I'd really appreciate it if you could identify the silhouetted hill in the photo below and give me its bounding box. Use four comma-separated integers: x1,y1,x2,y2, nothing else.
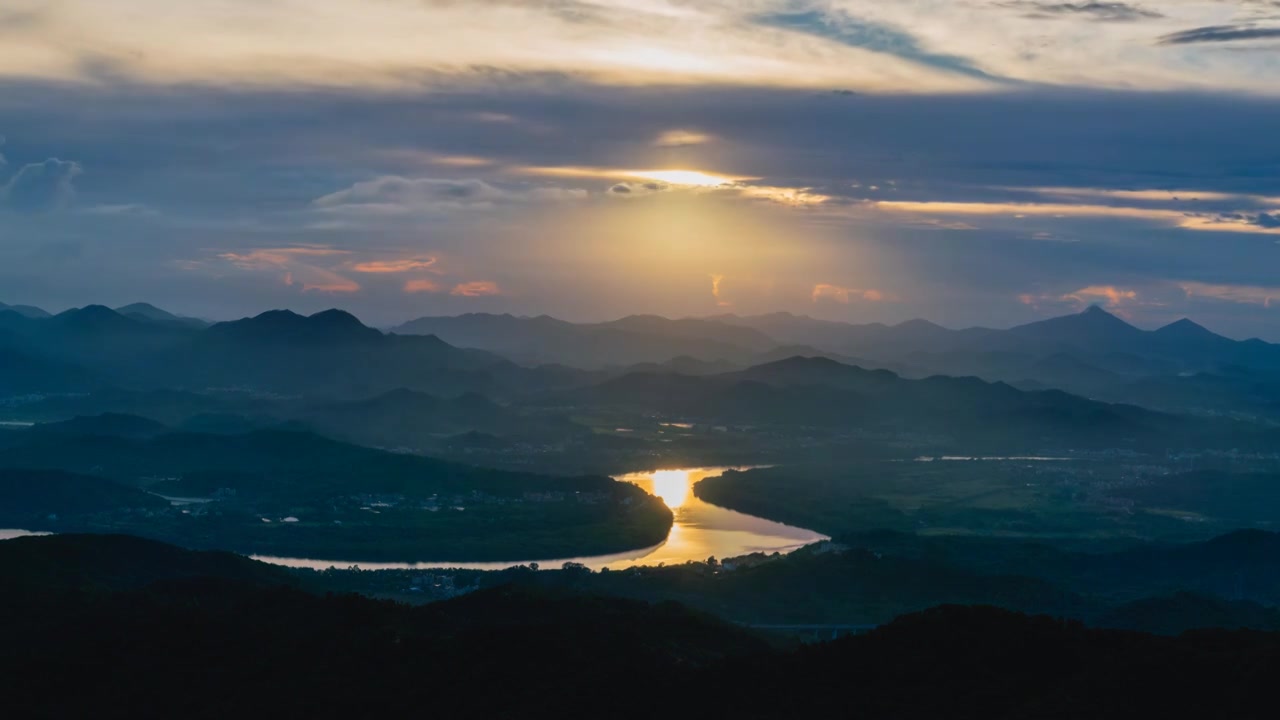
150,310,545,398
540,356,1211,449
0,302,50,319
115,302,208,327
0,304,201,371
0,532,295,592
392,312,775,368
28,413,167,439
299,388,580,447
0,427,673,561
2,555,1279,720
723,306,1280,376
1009,304,1143,346
1155,317,1224,342
205,308,383,344
0,468,168,525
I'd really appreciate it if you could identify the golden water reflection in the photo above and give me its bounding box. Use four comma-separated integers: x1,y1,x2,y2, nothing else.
647,469,693,508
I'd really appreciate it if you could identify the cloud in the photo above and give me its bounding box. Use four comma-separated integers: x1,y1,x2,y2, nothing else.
313,176,586,216
79,203,157,216
653,129,712,147
608,181,668,196
280,267,360,294
1180,281,1280,308
218,246,350,271
450,280,501,297
874,199,1280,235
216,246,359,294
710,274,730,308
350,257,440,273
1019,284,1140,314
0,157,82,211
811,284,890,304
403,278,443,294
999,2,1163,22
1065,285,1138,307
752,8,1002,82
1158,25,1280,45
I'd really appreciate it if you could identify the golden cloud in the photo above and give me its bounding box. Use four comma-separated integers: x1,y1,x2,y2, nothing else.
812,283,890,304
450,280,501,297
710,274,730,307
654,130,713,147
1065,285,1138,307
350,257,440,273
403,278,443,294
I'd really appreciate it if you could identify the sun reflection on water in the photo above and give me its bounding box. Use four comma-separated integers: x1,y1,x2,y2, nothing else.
648,469,692,508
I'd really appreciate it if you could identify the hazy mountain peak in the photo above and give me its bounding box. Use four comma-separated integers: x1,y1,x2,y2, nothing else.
0,302,51,319
211,308,381,343
1013,304,1140,339
1155,317,1218,339
308,308,366,327
894,318,947,332
52,305,137,329
114,302,187,322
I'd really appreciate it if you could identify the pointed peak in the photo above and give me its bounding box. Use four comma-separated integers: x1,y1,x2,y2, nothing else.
1157,317,1207,332
53,305,135,327
1155,317,1225,341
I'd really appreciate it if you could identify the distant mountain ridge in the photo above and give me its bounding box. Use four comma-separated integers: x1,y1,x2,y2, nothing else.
0,305,580,400
5,300,1280,420
391,312,775,368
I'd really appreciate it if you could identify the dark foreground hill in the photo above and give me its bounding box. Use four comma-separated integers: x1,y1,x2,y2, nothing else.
1,534,1278,719
0,428,673,562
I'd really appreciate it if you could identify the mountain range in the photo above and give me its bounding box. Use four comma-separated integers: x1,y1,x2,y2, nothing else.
6,300,1280,423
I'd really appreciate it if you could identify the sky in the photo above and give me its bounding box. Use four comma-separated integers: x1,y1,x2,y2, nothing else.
1,1,1279,338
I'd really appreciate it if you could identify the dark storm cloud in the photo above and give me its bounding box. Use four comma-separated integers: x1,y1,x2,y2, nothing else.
998,2,1164,22
1159,24,1280,45
751,9,1006,82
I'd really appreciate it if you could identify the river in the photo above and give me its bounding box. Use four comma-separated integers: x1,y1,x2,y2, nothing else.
0,467,827,571
255,467,827,571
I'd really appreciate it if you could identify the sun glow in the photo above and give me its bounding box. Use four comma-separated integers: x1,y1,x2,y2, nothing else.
518,165,746,188
648,469,692,508
622,169,740,187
